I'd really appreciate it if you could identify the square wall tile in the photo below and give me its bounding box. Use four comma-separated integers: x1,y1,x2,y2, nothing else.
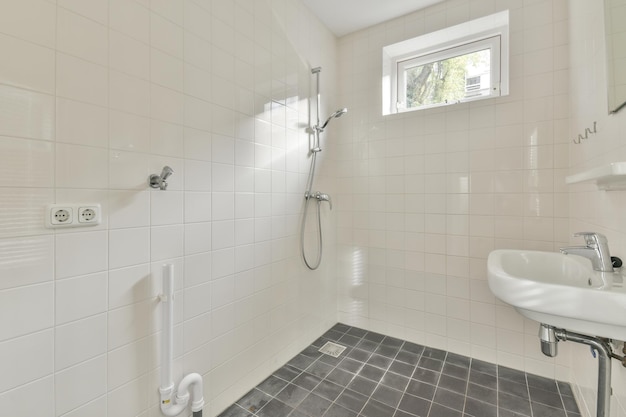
0,330,53,392
55,231,108,279
55,355,106,416
0,283,53,342
0,32,55,94
56,53,108,106
55,272,107,324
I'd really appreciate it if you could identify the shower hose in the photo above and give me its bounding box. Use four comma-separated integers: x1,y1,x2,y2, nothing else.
301,150,323,270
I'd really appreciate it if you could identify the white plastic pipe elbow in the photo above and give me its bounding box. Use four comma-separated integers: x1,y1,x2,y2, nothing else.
160,373,204,416
178,373,204,412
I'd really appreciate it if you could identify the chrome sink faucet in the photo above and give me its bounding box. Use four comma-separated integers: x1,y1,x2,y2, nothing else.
560,232,614,272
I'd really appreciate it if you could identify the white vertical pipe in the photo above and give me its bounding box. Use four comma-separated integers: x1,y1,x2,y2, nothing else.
159,263,205,416
161,263,174,390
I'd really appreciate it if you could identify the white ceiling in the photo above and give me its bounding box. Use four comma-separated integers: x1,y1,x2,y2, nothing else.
301,0,445,37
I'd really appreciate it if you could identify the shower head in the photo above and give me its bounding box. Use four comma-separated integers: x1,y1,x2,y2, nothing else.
320,108,348,130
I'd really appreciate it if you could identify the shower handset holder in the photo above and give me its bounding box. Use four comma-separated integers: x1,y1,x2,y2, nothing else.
149,166,174,190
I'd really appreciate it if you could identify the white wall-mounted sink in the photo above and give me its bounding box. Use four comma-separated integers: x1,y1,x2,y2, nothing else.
487,249,626,340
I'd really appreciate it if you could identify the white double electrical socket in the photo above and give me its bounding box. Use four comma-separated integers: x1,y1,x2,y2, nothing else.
45,204,101,228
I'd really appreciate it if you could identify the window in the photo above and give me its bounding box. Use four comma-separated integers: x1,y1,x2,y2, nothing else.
382,11,509,115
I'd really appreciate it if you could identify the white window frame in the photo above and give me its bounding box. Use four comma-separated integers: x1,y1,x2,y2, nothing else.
382,10,509,115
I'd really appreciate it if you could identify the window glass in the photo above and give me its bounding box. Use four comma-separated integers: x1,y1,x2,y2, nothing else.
382,11,509,115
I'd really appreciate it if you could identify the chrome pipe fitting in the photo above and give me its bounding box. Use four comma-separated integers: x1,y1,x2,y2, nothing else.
539,324,558,357
538,324,612,417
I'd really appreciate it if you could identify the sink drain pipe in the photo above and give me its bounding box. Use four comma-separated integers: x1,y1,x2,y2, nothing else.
539,324,611,417
160,264,205,417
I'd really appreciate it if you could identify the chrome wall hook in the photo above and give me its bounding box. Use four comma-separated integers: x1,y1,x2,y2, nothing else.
149,166,174,190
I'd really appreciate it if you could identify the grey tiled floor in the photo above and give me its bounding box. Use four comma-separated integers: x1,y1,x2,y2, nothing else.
218,323,581,417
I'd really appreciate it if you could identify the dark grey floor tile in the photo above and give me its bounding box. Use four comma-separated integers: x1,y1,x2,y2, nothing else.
256,399,293,417
470,359,497,376
381,371,410,391
419,357,444,372
257,375,289,396
293,372,322,391
274,365,301,382
398,392,431,416
396,350,420,366
390,360,416,377
422,347,446,361
433,387,465,411
320,352,346,367
428,403,462,417
402,341,425,355
445,353,470,368
531,402,567,417
468,369,496,389
323,330,345,341
466,382,496,405
412,367,440,385
217,404,253,417
368,353,393,369
326,368,356,387
566,413,582,417
395,410,420,417
499,391,531,415
437,374,466,394
359,364,386,382
297,393,332,417
289,410,309,417
561,395,580,413
382,336,404,348
529,384,565,408
300,345,324,358
338,358,363,374
498,378,529,399
442,362,469,380
335,389,369,413
557,381,574,397
324,403,358,417
371,384,403,408
348,375,378,397
312,379,344,402
340,334,362,347
498,408,529,417
332,323,351,333
347,348,371,362
405,379,436,400
527,373,558,392
307,360,334,379
357,339,380,352
347,327,368,338
375,344,401,358
288,354,317,371
236,389,272,414
276,383,309,408
498,366,527,385
360,399,396,417
464,397,497,417
363,331,385,343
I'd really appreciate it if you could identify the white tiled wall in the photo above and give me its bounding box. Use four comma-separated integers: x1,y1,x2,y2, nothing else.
0,0,339,416
334,0,573,381
568,1,626,416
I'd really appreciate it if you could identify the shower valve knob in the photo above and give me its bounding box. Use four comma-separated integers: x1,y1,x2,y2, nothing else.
316,192,333,210
149,166,174,190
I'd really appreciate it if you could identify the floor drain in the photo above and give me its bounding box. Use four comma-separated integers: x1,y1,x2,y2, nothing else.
318,341,347,358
